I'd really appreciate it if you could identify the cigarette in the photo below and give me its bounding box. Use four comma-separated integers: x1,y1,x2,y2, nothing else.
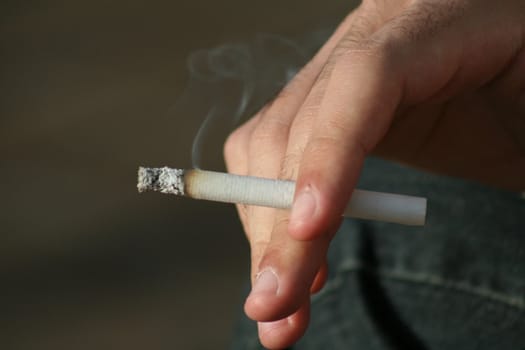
137,167,427,226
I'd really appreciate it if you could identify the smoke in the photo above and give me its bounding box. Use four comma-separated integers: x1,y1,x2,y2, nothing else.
171,31,332,169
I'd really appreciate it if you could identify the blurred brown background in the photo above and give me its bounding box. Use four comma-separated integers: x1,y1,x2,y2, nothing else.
1,1,353,349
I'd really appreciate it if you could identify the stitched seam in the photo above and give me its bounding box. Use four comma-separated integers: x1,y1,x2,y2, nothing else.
314,259,525,311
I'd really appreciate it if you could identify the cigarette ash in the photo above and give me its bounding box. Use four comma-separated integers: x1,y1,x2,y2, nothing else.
137,167,185,195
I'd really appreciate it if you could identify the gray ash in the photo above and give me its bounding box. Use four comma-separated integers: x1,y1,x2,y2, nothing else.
137,167,185,195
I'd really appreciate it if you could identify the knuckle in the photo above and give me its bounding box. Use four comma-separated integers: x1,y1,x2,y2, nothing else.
250,236,272,259
274,214,290,229
279,152,302,180
223,129,241,158
224,127,243,148
389,0,465,41
250,116,290,147
345,35,392,59
250,121,275,144
329,35,391,73
307,135,340,155
332,0,464,73
223,125,250,165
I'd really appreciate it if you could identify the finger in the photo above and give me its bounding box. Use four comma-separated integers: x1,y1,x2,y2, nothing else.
244,1,385,325
224,113,260,176
244,215,331,321
272,6,388,243
245,72,318,279
286,26,410,242
243,4,384,324
243,11,361,278
276,5,388,179
257,299,310,350
244,216,322,322
287,0,474,240
245,209,341,320
244,8,363,180
243,6,360,181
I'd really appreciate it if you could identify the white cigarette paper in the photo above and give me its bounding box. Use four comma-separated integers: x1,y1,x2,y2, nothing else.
138,167,427,226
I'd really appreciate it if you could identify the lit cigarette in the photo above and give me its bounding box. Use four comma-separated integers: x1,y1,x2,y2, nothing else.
137,167,427,226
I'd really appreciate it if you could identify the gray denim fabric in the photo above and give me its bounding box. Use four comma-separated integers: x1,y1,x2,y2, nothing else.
230,157,525,349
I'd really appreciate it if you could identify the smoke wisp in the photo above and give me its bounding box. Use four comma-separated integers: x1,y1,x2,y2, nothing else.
169,31,332,169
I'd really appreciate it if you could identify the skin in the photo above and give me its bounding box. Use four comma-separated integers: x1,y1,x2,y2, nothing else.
223,0,525,348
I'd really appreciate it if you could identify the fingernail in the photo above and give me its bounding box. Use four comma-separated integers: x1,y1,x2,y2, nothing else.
290,188,317,227
251,269,279,296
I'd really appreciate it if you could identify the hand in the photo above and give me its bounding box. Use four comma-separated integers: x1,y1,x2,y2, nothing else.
224,0,525,348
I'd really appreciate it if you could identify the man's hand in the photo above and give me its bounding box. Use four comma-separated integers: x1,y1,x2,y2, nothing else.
224,0,525,348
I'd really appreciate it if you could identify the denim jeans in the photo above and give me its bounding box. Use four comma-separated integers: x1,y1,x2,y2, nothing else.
230,158,525,349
